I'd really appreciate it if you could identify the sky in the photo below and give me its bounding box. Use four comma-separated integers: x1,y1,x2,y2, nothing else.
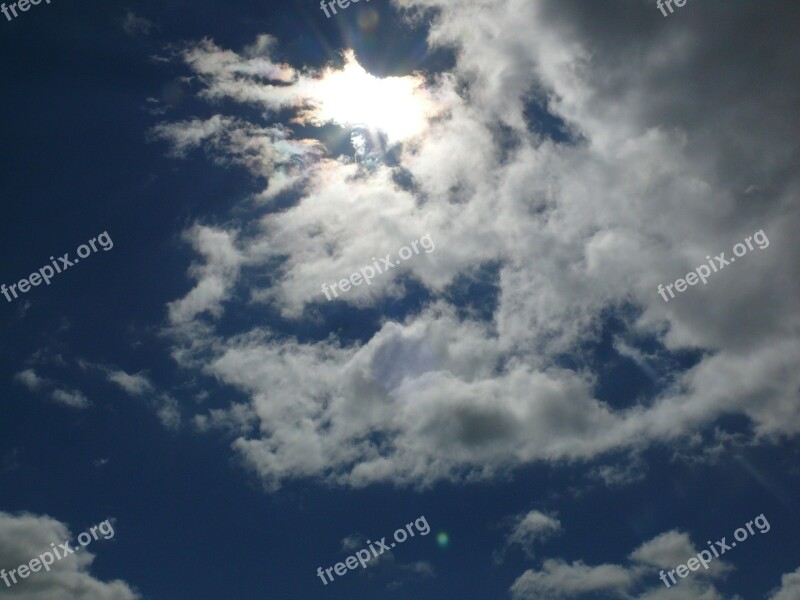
1,0,799,599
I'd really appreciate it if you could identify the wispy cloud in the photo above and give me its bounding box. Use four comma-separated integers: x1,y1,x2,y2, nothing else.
51,388,91,409
122,9,154,37
14,368,45,391
14,368,90,409
105,369,154,397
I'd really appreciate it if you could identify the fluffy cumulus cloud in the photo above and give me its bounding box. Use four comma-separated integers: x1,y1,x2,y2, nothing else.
505,511,562,558
0,512,140,599
154,0,800,489
770,566,800,600
509,525,800,600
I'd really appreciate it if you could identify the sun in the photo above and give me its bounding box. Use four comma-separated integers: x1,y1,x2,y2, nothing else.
303,50,437,144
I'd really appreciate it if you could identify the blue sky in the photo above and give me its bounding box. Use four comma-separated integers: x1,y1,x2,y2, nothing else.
1,0,800,599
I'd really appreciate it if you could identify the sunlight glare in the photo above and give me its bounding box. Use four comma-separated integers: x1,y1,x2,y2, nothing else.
306,50,435,144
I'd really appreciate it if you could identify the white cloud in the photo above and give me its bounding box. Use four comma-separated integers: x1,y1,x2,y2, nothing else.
14,370,89,410
194,403,257,435
156,0,800,490
105,370,153,397
589,454,647,488
510,528,735,600
511,559,635,600
0,512,140,599
166,225,244,325
78,362,180,428
770,566,800,600
105,371,180,428
505,511,562,558
50,389,90,410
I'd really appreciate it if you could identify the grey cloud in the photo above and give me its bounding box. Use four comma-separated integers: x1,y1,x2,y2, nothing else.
0,512,140,600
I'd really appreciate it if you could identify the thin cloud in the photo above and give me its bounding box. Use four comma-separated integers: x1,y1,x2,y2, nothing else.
51,388,91,409
122,9,155,37
13,369,45,391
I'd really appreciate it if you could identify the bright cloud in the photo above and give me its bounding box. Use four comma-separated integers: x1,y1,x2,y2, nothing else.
154,0,800,491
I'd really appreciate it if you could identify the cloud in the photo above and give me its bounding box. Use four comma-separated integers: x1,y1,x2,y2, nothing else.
14,370,44,392
79,362,180,429
511,559,636,600
122,10,154,37
505,511,562,559
50,389,90,409
14,370,89,410
193,403,257,435
155,394,181,430
166,225,245,325
155,0,800,490
334,534,433,588
0,511,140,599
510,529,735,600
104,370,179,429
770,566,800,600
104,370,153,397
387,560,435,590
588,454,647,488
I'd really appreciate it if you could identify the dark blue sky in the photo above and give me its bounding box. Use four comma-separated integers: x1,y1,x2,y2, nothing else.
2,1,799,599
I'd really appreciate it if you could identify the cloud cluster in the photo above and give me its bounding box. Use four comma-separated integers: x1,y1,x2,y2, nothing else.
509,527,799,600
75,361,180,429
0,512,140,600
13,369,90,410
154,0,800,489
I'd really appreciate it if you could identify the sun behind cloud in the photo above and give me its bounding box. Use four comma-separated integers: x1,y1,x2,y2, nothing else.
299,50,438,144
